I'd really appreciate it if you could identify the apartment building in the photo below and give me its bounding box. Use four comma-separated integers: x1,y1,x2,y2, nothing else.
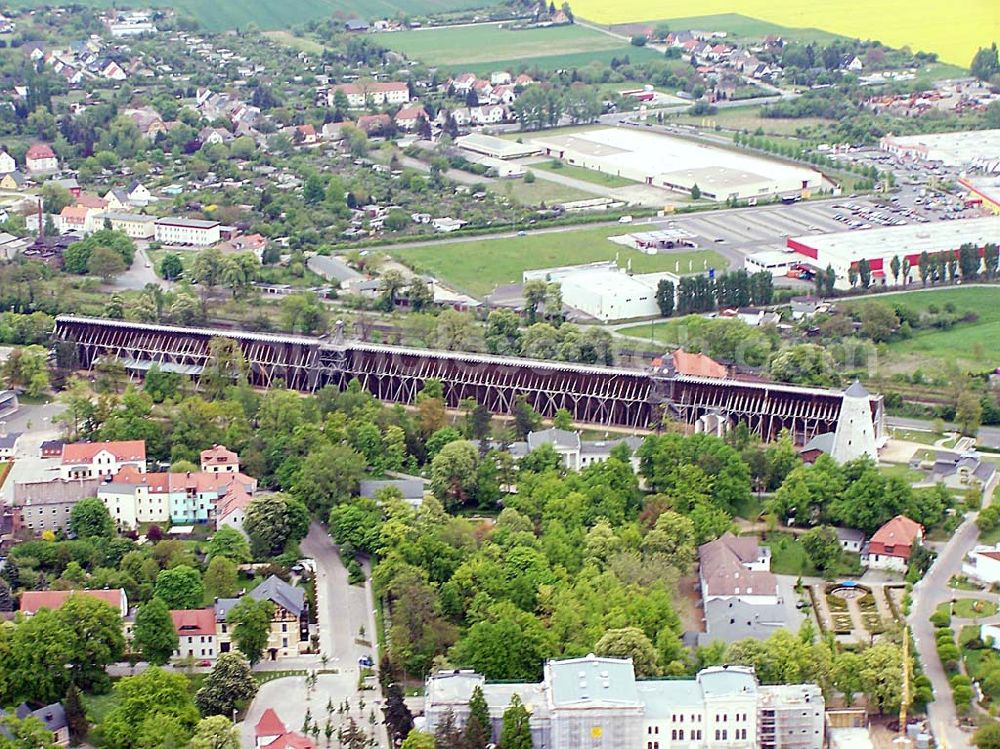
59,440,146,479
12,477,101,534
154,217,221,246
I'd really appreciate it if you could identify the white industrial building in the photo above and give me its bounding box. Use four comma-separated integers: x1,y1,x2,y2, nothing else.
744,249,802,277
523,261,678,321
880,129,1000,172
425,657,825,749
787,216,1000,289
154,217,221,246
530,128,823,201
455,132,542,160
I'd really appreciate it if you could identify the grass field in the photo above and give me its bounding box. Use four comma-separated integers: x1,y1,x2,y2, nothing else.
490,178,594,205
378,24,661,72
532,160,637,188
264,30,326,54
6,0,482,31
842,287,1000,372
393,226,728,296
574,3,993,67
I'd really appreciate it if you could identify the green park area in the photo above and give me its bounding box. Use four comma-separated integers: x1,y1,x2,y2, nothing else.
392,226,728,297
377,23,659,72
842,287,1000,371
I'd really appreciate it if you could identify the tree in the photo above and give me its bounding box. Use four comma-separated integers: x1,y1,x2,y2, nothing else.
189,716,240,749
656,278,675,317
195,652,258,716
154,565,204,610
956,389,983,437
464,685,491,749
160,253,184,280
973,722,1000,749
227,597,274,665
690,183,701,200
0,715,58,748
430,440,479,510
857,258,872,288
890,255,901,285
500,694,533,749
2,345,50,397
641,510,696,570
220,252,259,298
400,732,436,749
971,43,1000,81
859,642,904,714
207,526,251,563
65,683,89,745
595,627,661,676
88,245,128,281
291,445,365,518
512,395,542,439
101,667,200,749
858,302,898,343
69,496,115,539
768,344,836,387
204,555,239,599
192,247,224,288
133,597,179,666
522,279,547,324
41,181,73,214
800,526,841,571
244,494,295,558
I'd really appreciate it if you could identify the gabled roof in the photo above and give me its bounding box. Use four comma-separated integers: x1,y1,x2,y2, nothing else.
256,708,286,737
672,349,727,378
870,515,922,548
527,427,580,451
250,575,305,617
26,143,56,160
171,607,216,636
20,589,125,615
61,440,145,464
201,444,239,465
699,532,776,597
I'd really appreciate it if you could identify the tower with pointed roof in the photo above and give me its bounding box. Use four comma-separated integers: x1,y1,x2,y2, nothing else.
830,380,877,463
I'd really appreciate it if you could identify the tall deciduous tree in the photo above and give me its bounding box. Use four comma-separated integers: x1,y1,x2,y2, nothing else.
69,497,115,539
204,555,239,599
189,716,240,749
500,694,533,749
153,565,204,610
594,626,661,676
133,597,179,666
227,598,274,665
195,652,258,716
101,667,200,749
291,444,365,518
207,526,251,563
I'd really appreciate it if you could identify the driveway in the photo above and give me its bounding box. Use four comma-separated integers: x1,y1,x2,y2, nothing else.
114,245,169,291
0,401,66,503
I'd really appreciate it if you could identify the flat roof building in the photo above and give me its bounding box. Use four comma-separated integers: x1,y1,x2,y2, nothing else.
523,261,676,321
880,129,1000,172
531,128,823,201
960,175,1000,215
455,133,542,160
787,216,1000,289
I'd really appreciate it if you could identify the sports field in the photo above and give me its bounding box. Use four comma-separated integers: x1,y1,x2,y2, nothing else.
841,287,1000,372
393,226,728,296
6,0,482,31
572,1,996,67
378,24,660,71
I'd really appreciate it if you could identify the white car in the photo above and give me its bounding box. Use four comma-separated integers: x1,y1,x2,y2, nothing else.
618,215,633,224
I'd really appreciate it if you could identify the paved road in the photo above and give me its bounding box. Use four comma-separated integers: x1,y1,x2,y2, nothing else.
115,245,169,292
909,496,992,749
0,401,66,504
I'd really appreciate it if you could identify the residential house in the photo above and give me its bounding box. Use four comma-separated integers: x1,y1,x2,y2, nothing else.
863,515,923,572
57,204,95,235
507,428,643,472
53,177,80,197
101,60,127,80
0,149,15,174
154,217,221,246
20,588,128,618
469,104,506,125
359,478,425,508
490,71,512,85
98,464,257,530
0,170,26,190
0,431,20,459
490,84,517,105
328,81,409,108
59,440,146,479
450,73,477,95
172,608,217,661
393,105,428,131
199,126,233,146
126,180,153,206
123,107,166,140
201,444,240,473
7,703,69,747
931,450,997,491
12,477,100,534
104,188,130,212
293,124,317,144
699,532,776,604
25,143,58,174
836,528,865,554
101,212,156,239
344,19,369,32
255,709,316,749
356,113,392,136
216,575,308,660
40,439,65,458
963,543,1000,585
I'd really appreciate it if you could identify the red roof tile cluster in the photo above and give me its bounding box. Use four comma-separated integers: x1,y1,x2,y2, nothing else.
672,350,728,378
200,444,239,466
20,589,126,615
256,710,316,749
869,515,923,554
26,143,56,160
61,440,146,464
171,607,216,637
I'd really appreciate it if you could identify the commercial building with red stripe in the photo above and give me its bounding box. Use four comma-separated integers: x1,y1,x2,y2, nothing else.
786,216,1000,289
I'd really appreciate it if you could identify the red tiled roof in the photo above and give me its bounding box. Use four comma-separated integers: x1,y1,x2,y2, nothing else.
266,734,316,749
256,709,286,737
75,194,108,209
200,444,238,465
61,440,146,464
217,486,253,519
110,467,256,495
870,515,923,547
26,143,55,160
20,589,125,615
171,607,216,636
672,350,727,378
394,106,427,121
60,205,90,222
332,81,407,95
979,551,1000,562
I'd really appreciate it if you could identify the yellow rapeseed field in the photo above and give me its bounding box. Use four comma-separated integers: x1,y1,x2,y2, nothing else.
572,0,999,67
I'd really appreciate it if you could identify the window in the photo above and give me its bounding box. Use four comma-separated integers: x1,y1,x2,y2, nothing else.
715,731,720,741
722,731,727,741
672,731,678,741
679,731,685,740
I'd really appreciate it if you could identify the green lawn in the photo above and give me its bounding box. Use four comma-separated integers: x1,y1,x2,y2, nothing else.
532,160,637,188
767,532,862,577
393,226,728,296
937,598,1000,620
890,428,942,445
147,249,197,279
6,0,482,31
378,24,659,70
842,287,1000,372
264,29,327,54
879,464,926,483
490,178,593,206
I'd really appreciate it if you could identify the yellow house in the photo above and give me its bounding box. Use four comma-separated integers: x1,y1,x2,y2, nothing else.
214,575,309,660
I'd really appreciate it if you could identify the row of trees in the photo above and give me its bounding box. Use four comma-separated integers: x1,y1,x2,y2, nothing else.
657,270,775,317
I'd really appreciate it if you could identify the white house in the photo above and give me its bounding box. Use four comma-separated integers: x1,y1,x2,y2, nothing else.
328,81,409,108
59,440,146,479
0,150,15,173
963,544,1000,585
154,217,221,246
863,515,923,572
201,444,240,473
126,181,153,207
25,143,58,174
171,608,217,661
699,532,777,606
0,431,21,459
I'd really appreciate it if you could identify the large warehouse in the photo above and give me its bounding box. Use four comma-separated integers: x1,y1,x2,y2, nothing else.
530,127,823,201
787,216,1000,289
880,129,1000,172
